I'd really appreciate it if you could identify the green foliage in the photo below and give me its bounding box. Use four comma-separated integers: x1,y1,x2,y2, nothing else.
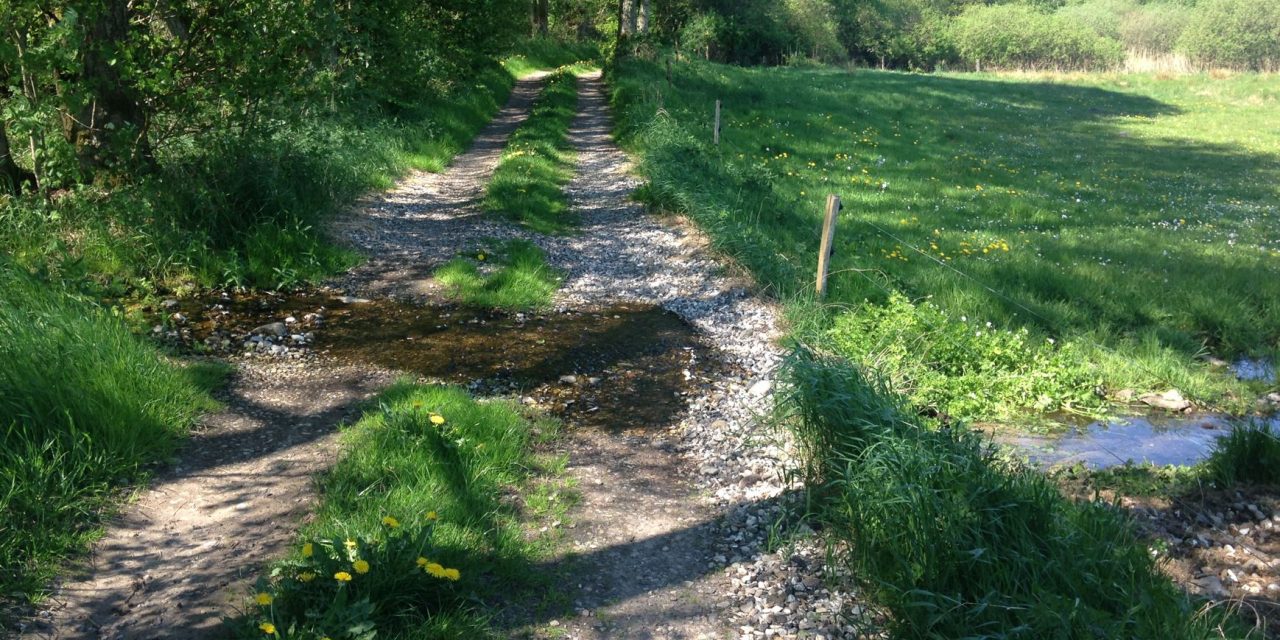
783,348,1233,639
0,63,516,291
232,383,568,639
504,38,603,78
611,57,1275,422
1120,3,1192,55
484,69,581,234
950,4,1125,70
1204,421,1280,486
435,240,562,310
0,263,223,605
1178,0,1280,71
827,293,1106,419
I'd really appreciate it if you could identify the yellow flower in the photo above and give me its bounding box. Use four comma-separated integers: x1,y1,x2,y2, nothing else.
425,562,447,578
382,516,400,528
301,542,313,558
416,556,429,568
344,538,357,550
259,622,277,634
334,571,353,582
255,592,273,606
429,414,446,425
425,510,439,521
297,571,316,582
443,567,461,581
477,253,486,261
353,559,370,574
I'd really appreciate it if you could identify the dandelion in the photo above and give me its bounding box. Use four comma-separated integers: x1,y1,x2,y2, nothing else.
335,571,353,582
425,510,439,521
353,560,370,574
382,516,400,529
298,571,316,582
301,542,313,558
255,592,274,606
259,622,277,634
443,568,461,581
429,414,446,425
344,538,357,551
416,556,430,568
478,253,486,261
425,562,447,578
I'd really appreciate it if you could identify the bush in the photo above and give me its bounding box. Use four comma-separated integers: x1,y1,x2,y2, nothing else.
951,4,1125,71
1055,0,1137,41
1120,3,1192,55
1178,0,1280,71
0,263,221,603
785,348,1232,638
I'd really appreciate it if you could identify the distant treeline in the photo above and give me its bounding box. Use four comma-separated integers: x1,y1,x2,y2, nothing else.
641,0,1280,71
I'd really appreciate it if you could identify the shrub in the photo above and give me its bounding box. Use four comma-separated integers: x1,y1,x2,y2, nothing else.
1178,0,1280,71
1055,0,1137,41
1120,3,1193,55
951,4,1125,71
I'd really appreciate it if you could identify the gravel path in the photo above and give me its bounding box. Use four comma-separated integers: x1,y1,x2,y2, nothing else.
18,70,870,639
336,70,869,639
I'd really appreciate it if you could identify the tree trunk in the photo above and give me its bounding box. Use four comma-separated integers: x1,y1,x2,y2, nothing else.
637,0,650,34
531,0,548,37
0,120,35,196
66,1,156,182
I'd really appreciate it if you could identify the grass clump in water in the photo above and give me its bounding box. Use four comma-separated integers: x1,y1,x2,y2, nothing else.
0,263,224,608
435,239,561,310
484,69,581,235
230,382,571,639
1204,421,1280,487
784,346,1236,638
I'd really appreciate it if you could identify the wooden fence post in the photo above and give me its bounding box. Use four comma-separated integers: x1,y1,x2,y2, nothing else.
816,195,841,299
714,99,721,145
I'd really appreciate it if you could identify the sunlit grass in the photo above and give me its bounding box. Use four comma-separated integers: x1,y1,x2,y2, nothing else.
484,69,582,235
612,57,1279,420
230,382,573,638
435,239,561,310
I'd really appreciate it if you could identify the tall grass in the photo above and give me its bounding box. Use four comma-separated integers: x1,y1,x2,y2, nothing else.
0,263,223,605
1204,421,1280,486
230,382,570,639
484,69,582,235
784,347,1236,638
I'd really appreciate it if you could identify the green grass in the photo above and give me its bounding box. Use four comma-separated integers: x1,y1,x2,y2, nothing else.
230,382,572,639
435,239,562,310
784,347,1238,638
1203,420,1280,486
484,69,582,234
610,57,1280,421
0,62,517,294
504,38,602,79
0,262,225,609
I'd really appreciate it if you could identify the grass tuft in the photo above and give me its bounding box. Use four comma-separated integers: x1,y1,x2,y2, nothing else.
1204,421,1280,486
230,382,571,638
484,69,581,235
435,240,561,310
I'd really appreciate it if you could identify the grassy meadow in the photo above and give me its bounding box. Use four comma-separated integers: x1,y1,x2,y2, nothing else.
612,58,1280,421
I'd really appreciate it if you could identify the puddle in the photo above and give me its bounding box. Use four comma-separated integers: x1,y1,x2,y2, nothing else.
1232,358,1277,383
153,291,732,433
995,415,1280,470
